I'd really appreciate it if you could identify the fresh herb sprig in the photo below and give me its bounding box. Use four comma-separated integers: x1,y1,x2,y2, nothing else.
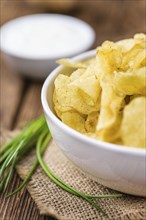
0,116,47,192
0,115,122,216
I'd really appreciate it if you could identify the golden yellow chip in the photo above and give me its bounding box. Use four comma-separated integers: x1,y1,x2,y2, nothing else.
121,97,146,148
117,33,145,53
84,58,96,66
96,85,124,131
96,41,123,82
54,74,73,112
70,69,85,81
85,112,99,133
70,75,101,104
117,39,136,53
61,111,86,133
57,58,87,69
53,91,63,118
113,67,146,95
97,115,122,143
54,74,100,115
82,59,99,79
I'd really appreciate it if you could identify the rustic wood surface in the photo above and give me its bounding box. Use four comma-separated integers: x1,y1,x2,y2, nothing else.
0,1,145,220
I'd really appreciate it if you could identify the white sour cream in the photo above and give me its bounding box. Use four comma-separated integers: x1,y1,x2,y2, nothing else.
1,14,95,59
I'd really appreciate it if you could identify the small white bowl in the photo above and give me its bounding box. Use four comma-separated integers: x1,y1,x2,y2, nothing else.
41,50,146,196
0,14,95,79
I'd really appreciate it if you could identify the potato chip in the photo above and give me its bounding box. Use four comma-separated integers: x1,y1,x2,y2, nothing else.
53,91,63,118
120,48,145,71
132,50,146,68
54,74,100,115
96,41,123,80
61,111,86,133
82,59,99,79
84,58,96,66
57,58,87,69
70,69,85,81
117,33,145,53
134,33,146,46
96,85,124,131
121,97,146,148
117,39,136,53
113,67,146,95
85,112,99,132
70,75,101,104
96,34,146,84
54,74,73,112
87,114,122,143
97,115,122,143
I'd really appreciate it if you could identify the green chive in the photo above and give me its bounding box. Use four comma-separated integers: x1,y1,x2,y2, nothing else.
0,114,122,217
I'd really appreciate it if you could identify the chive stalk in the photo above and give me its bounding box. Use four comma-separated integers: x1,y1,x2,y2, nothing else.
0,115,122,216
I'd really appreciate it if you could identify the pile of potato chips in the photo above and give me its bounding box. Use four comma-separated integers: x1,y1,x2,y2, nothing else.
53,34,146,148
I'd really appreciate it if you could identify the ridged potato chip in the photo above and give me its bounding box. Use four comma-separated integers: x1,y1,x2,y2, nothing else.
96,85,124,131
61,111,86,133
85,112,99,133
113,67,146,95
54,74,100,115
70,75,101,104
57,58,87,69
70,69,85,81
121,97,146,148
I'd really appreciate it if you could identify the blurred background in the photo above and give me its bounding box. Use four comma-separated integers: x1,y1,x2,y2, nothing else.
1,0,145,44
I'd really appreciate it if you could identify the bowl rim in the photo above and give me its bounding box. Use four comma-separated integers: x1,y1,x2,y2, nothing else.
0,13,96,60
41,49,146,156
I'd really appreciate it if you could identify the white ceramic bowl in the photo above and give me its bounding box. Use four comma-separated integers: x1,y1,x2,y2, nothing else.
0,14,95,79
41,50,146,196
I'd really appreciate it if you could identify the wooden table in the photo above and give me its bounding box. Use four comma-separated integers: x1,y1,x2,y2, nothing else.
0,1,145,219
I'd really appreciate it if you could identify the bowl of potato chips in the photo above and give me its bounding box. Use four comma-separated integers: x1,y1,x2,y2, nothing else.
42,34,146,196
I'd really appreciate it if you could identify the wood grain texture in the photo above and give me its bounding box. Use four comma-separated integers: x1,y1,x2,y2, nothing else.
0,1,44,26
15,82,43,128
0,57,24,130
0,172,55,220
0,173,39,220
0,83,57,220
0,1,145,220
76,0,146,46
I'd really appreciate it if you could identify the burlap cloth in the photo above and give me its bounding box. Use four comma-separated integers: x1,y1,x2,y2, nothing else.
1,131,146,220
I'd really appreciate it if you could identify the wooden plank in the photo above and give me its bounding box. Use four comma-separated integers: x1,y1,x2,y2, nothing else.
0,1,44,26
0,81,57,220
0,173,40,220
0,172,56,220
75,1,145,46
15,82,43,128
0,56,24,130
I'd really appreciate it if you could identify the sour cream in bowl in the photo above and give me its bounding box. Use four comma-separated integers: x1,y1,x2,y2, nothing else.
0,14,95,79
